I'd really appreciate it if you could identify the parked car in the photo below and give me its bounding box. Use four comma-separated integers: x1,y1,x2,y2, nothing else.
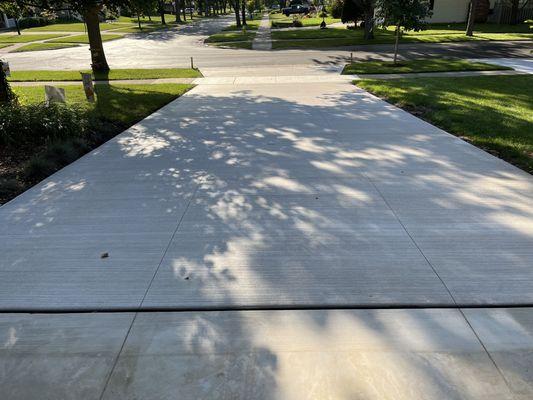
282,4,309,16
270,4,280,10
282,0,310,16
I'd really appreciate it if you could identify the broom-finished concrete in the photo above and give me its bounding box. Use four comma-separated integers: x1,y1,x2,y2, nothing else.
0,75,532,398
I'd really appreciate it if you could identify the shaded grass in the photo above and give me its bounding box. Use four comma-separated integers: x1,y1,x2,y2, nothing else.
8,68,202,82
212,40,253,49
0,43,11,49
205,31,256,43
270,22,532,49
270,14,340,28
46,34,123,43
357,75,533,172
223,20,261,30
0,33,66,43
13,83,193,125
10,43,80,52
342,59,511,75
22,22,134,32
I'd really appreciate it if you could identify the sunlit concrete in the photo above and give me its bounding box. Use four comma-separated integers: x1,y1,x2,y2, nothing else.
4,308,532,399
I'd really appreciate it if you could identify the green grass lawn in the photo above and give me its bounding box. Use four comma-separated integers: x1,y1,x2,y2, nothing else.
270,22,532,49
46,34,123,44
342,59,511,75
8,68,202,81
223,19,261,31
0,43,11,49
357,75,533,172
22,22,134,32
14,83,193,124
117,14,182,24
111,24,165,33
211,40,253,49
205,30,256,43
10,43,80,52
269,13,340,28
0,33,67,43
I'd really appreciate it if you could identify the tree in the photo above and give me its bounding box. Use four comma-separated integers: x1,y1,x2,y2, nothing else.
353,0,375,40
466,0,477,36
509,0,519,25
233,0,241,26
158,0,166,23
375,0,431,64
175,0,181,21
341,0,363,26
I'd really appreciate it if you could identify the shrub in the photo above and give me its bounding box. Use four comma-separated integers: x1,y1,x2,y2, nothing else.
293,19,303,27
23,139,89,183
18,17,52,29
0,102,88,150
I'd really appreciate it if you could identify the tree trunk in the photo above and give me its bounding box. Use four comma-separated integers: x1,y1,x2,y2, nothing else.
234,0,241,27
466,0,477,36
175,0,182,22
160,1,166,24
189,0,193,19
15,19,20,35
84,7,110,73
363,9,374,40
137,14,142,29
510,0,519,25
183,2,187,21
393,26,400,65
241,0,247,25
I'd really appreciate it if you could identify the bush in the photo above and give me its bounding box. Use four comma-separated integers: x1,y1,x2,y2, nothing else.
18,17,52,29
0,102,88,150
23,139,89,183
293,20,303,27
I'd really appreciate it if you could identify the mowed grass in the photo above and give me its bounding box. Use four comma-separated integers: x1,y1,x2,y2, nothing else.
269,13,340,28
270,22,532,49
223,19,261,30
46,34,123,43
10,43,80,52
342,59,511,74
0,33,66,43
0,43,11,49
22,22,133,32
8,68,202,81
205,30,256,42
357,75,533,172
13,83,193,125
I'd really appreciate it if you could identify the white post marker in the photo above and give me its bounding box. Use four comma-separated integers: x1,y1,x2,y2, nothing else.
81,72,95,102
1,61,10,77
44,85,66,104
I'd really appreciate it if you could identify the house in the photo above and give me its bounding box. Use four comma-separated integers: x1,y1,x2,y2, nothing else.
0,13,17,30
427,0,532,24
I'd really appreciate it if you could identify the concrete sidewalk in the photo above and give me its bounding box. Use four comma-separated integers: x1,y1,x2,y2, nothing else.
0,74,532,397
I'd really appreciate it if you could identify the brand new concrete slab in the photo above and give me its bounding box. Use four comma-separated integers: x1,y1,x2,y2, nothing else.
0,81,532,311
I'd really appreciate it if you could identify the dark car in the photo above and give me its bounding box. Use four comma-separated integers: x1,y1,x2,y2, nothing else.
282,1,310,16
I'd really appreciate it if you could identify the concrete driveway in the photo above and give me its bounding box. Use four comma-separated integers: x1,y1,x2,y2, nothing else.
2,15,533,397
1,66,533,398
